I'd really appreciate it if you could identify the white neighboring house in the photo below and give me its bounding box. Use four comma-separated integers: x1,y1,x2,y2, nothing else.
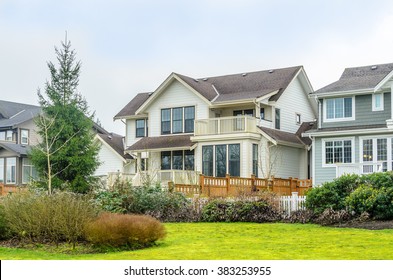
114,66,318,187
94,132,133,187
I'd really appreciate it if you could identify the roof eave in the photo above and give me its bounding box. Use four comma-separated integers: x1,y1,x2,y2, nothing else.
310,88,373,98
374,70,393,92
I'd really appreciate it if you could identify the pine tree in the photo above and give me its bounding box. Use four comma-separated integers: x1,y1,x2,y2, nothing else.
30,39,100,194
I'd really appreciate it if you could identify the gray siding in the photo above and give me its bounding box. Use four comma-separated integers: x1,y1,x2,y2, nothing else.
274,145,305,179
321,92,391,129
314,137,336,186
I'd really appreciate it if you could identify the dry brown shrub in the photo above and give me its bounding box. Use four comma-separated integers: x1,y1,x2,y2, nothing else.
85,212,166,249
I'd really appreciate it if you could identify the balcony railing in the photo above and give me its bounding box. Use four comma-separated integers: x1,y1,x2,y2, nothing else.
336,162,385,177
132,170,200,187
194,116,258,136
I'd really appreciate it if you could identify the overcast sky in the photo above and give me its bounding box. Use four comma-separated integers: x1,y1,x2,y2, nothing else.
1,0,393,134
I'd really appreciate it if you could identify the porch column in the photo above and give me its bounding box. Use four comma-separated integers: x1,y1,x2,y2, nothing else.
136,152,142,172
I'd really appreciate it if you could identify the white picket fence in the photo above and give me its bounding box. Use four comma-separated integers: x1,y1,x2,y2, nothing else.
279,192,306,215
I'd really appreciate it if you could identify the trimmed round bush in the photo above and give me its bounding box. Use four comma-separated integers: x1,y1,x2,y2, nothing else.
85,212,166,250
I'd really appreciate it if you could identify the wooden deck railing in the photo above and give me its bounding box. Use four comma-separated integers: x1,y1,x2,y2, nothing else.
170,174,312,197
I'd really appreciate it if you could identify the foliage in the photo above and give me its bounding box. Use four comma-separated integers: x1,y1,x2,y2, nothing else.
283,209,315,224
1,191,98,246
306,174,360,215
95,181,197,222
201,199,280,222
30,39,100,194
85,212,166,250
315,208,352,226
346,184,393,220
0,204,11,240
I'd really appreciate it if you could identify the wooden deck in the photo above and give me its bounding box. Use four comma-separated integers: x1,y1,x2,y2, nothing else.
169,174,312,197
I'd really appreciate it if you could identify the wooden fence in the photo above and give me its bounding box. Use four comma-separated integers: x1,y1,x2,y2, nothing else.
170,174,312,197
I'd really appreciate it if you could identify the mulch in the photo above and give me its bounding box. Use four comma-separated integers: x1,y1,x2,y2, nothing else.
333,220,393,230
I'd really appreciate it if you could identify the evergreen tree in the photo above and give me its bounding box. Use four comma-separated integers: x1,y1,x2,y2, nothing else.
30,39,100,194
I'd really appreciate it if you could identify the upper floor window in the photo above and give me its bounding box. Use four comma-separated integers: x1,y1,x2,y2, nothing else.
21,129,29,145
260,108,265,120
0,130,14,142
275,108,280,129
135,119,147,138
233,109,254,117
161,106,195,135
324,97,354,122
296,113,301,125
372,93,384,111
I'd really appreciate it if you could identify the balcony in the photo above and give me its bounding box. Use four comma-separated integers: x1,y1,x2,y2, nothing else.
336,162,386,177
194,116,258,136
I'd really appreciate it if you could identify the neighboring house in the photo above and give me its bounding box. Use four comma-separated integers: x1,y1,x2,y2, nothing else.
114,66,317,186
0,99,127,188
304,62,393,186
94,132,133,186
0,100,41,186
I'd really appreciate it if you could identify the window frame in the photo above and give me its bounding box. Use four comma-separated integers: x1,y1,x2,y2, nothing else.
202,144,241,177
20,129,29,145
161,106,195,135
322,137,355,167
252,144,258,177
323,96,355,122
372,92,384,112
0,158,4,183
295,113,301,125
22,158,38,184
6,157,17,184
135,119,147,138
275,108,280,129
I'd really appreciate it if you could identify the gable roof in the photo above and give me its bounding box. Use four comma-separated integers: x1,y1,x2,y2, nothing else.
114,92,152,119
0,100,41,128
96,133,132,160
314,63,393,94
115,66,303,118
127,135,193,152
0,142,30,156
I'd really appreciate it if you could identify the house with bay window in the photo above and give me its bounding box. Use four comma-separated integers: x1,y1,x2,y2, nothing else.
114,66,317,186
0,100,41,185
304,62,393,186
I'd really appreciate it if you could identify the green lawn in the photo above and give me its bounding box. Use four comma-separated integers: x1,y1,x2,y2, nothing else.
1,223,393,260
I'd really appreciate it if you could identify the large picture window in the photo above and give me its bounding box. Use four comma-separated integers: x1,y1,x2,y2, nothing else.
22,158,38,183
202,144,241,177
6,157,16,184
228,144,240,177
324,140,352,165
161,151,171,170
160,150,195,171
325,97,354,121
215,145,227,177
161,106,195,134
202,146,213,176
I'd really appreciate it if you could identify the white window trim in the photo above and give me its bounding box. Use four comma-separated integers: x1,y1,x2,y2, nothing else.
359,136,392,165
295,113,301,125
372,92,384,112
322,137,355,168
323,96,355,123
20,129,29,145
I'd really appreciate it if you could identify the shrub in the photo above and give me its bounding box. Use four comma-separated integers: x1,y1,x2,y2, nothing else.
0,204,11,240
361,171,393,189
1,191,98,246
346,184,393,220
283,210,315,224
95,184,197,222
315,208,352,226
201,199,280,223
306,174,360,215
85,212,166,250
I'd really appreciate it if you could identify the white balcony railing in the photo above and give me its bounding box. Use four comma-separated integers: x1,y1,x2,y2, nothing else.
132,170,200,187
194,116,257,136
336,162,386,177
257,118,273,129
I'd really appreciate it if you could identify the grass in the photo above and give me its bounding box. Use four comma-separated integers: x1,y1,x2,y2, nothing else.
1,223,393,260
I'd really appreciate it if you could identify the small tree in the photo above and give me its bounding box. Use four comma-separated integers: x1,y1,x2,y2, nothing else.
259,139,282,178
30,38,100,194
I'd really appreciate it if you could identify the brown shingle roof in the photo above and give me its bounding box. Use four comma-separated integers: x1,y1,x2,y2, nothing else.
259,126,307,146
314,63,393,94
114,92,152,119
179,66,302,102
97,133,132,159
296,121,317,145
127,135,193,151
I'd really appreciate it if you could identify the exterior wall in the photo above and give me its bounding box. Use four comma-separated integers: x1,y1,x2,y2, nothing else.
275,76,316,133
94,141,125,177
125,119,137,148
320,93,391,129
19,119,41,146
144,80,210,137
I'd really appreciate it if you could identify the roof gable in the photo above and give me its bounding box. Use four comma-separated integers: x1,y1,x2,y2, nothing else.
0,100,41,128
314,63,393,94
114,92,152,119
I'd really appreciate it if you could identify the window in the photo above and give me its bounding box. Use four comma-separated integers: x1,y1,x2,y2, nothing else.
161,106,195,134
260,108,265,120
172,151,183,170
324,140,352,165
21,129,29,145
296,113,301,125
362,138,390,173
325,97,354,121
233,109,254,117
228,144,240,177
22,158,38,183
372,93,384,111
275,108,280,129
161,151,171,170
135,119,146,138
184,150,195,170
0,158,4,183
215,145,227,177
202,144,241,177
184,106,195,133
5,130,14,141
252,144,258,177
0,131,5,141
6,157,16,184
202,146,213,176
140,158,148,171
161,109,171,135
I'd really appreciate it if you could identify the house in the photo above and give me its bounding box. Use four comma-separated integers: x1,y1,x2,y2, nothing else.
114,66,317,187
94,132,133,187
0,100,41,185
304,62,393,186
0,99,128,189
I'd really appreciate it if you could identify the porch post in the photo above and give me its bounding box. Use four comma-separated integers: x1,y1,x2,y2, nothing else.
136,152,142,172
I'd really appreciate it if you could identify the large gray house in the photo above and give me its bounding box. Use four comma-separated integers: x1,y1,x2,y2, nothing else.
304,62,393,186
